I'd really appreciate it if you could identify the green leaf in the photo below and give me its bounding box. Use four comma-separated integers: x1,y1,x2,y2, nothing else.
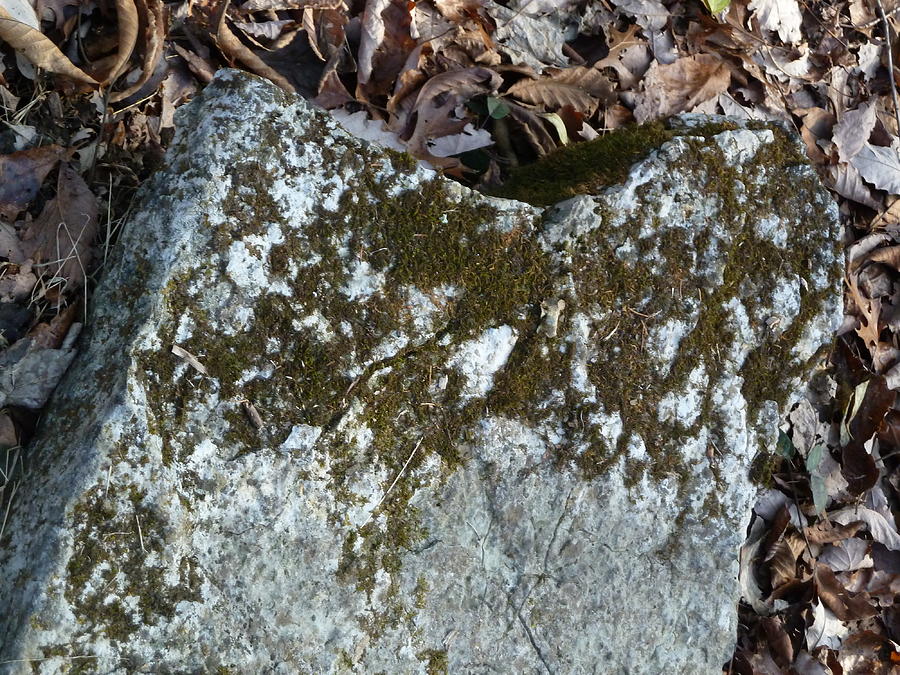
776,430,795,458
486,96,510,119
806,444,825,473
810,474,828,514
702,0,730,12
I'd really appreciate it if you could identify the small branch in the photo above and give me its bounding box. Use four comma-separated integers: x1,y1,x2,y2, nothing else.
361,437,423,528
876,0,900,137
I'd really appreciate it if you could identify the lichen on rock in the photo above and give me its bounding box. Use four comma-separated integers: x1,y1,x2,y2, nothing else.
0,71,841,674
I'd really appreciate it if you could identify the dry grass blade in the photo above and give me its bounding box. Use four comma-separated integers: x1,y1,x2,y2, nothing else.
109,0,165,102
103,0,140,86
215,17,296,93
0,8,97,84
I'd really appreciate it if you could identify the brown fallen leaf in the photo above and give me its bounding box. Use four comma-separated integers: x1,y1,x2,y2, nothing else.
356,0,415,101
805,520,864,545
110,0,167,102
215,15,296,94
765,529,806,589
0,144,65,221
20,163,99,291
815,563,878,621
633,54,731,123
0,7,97,85
842,375,890,495
0,410,17,449
404,67,501,165
102,0,140,86
507,66,616,116
759,616,793,670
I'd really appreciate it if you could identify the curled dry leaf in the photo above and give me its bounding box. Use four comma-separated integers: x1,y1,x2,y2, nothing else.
0,144,65,221
506,66,615,116
819,538,873,572
841,375,889,495
215,15,296,94
832,505,900,551
102,0,140,85
833,101,876,163
110,0,167,102
806,600,848,650
0,6,96,84
20,162,99,291
760,616,793,669
242,0,343,9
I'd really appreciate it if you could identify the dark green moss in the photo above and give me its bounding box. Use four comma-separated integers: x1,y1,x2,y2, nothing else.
489,121,674,205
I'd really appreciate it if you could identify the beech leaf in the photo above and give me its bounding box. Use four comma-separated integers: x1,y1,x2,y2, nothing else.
507,66,615,116
851,142,900,195
0,7,96,84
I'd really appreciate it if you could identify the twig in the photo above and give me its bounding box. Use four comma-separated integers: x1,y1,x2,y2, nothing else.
856,2,900,29
135,514,146,553
361,437,423,528
876,0,900,137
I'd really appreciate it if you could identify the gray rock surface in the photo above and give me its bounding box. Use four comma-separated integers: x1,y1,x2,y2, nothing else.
0,70,841,674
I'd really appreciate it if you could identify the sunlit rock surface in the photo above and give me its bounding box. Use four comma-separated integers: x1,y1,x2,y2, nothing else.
0,70,840,674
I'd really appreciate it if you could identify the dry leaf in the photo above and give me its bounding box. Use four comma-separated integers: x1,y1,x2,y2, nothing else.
0,6,96,84
805,520,864,545
748,0,802,44
20,162,98,291
507,66,615,116
814,563,877,621
766,530,806,588
819,538,874,572
171,344,208,375
833,101,877,163
832,505,900,551
851,142,900,195
404,67,501,163
0,144,65,221
806,600,848,650
633,54,731,123
215,17,296,94
110,0,166,102
102,0,139,85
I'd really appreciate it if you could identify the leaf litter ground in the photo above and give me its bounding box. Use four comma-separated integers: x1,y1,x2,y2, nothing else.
2,0,900,671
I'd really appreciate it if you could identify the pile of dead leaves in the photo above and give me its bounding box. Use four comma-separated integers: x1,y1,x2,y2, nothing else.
3,0,900,670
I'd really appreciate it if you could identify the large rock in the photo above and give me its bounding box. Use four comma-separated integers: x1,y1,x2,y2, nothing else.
0,71,840,673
